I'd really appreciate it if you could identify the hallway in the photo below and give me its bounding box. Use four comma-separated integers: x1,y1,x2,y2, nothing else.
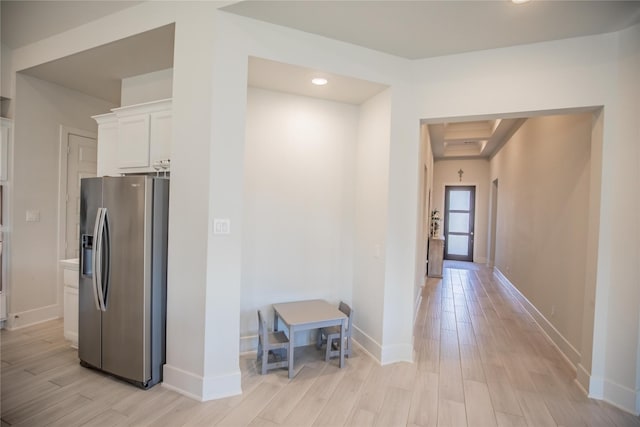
1,263,639,426
414,261,640,426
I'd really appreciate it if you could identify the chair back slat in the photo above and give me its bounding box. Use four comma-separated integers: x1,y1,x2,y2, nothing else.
257,310,266,341
338,301,353,336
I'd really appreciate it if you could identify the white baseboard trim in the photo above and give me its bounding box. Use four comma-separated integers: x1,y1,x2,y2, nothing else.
163,364,242,402
493,268,581,368
352,325,382,363
240,334,258,353
6,304,60,330
203,370,242,401
380,342,414,365
414,293,423,325
602,379,639,416
589,375,605,399
576,363,591,395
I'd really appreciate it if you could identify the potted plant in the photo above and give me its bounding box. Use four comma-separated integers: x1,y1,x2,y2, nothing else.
430,209,441,238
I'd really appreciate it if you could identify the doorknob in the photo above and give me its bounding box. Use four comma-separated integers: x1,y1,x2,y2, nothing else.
470,232,474,235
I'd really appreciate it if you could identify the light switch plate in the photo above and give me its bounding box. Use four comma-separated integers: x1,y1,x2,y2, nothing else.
213,218,231,235
26,209,40,222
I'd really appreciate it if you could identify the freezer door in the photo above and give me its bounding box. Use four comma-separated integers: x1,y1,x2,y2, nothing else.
101,176,152,384
78,177,103,368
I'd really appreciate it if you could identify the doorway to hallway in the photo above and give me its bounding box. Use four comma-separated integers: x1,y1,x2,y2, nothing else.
444,185,475,262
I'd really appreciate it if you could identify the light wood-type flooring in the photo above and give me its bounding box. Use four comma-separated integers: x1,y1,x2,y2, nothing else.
2,262,640,426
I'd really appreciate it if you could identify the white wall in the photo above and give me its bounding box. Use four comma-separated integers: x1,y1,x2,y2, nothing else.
7,2,640,412
604,21,640,412
352,89,390,360
241,87,357,349
491,112,592,360
121,68,173,107
414,124,434,309
411,27,640,413
432,159,490,264
9,74,114,327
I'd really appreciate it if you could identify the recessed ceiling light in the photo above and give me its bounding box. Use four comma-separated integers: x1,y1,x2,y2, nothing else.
311,78,328,86
512,0,531,3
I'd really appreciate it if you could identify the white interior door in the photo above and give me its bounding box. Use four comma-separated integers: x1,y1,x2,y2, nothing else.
66,133,97,259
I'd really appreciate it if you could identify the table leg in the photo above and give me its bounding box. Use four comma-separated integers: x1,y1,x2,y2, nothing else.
273,311,278,331
339,320,345,368
288,325,295,379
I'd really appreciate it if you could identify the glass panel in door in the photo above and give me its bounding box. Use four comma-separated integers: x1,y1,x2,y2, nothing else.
444,186,475,261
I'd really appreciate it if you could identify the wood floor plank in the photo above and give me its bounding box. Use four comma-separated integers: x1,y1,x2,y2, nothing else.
486,380,522,417
495,411,528,427
463,380,497,427
216,381,282,426
80,409,129,427
346,408,376,426
571,401,618,427
460,344,486,382
351,364,393,414
3,262,638,427
258,364,323,423
408,372,438,427
437,399,468,427
516,391,557,427
543,396,587,427
12,393,91,427
312,374,364,426
373,386,412,427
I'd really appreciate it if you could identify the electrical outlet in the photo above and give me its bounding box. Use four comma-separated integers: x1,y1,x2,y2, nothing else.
213,218,231,235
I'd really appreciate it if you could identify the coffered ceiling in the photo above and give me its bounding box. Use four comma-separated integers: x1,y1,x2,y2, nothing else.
428,119,526,160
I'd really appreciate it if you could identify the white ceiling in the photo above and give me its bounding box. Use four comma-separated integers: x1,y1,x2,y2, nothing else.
1,1,143,50
248,57,387,105
2,1,638,158
20,24,175,105
222,0,640,59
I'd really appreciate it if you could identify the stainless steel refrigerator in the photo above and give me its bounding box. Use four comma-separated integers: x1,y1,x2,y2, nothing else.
78,176,169,389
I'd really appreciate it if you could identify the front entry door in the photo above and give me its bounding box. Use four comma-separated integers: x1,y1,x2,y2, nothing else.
444,186,475,261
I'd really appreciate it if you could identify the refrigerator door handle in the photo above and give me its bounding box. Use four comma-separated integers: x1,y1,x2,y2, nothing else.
101,209,110,310
91,209,103,311
95,208,107,312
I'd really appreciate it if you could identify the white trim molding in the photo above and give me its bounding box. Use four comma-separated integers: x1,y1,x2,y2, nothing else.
602,379,639,416
493,268,581,368
6,304,60,330
380,342,414,365
352,325,382,363
162,364,242,402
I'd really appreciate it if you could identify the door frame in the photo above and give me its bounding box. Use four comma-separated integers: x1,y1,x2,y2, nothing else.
57,126,97,314
441,183,478,262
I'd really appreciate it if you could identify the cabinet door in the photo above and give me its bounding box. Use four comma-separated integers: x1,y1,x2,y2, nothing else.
149,110,171,168
118,115,150,168
97,121,119,176
64,285,79,347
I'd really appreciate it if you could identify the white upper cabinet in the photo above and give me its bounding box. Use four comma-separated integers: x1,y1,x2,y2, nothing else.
149,109,172,169
93,99,171,175
117,114,150,168
94,113,118,177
